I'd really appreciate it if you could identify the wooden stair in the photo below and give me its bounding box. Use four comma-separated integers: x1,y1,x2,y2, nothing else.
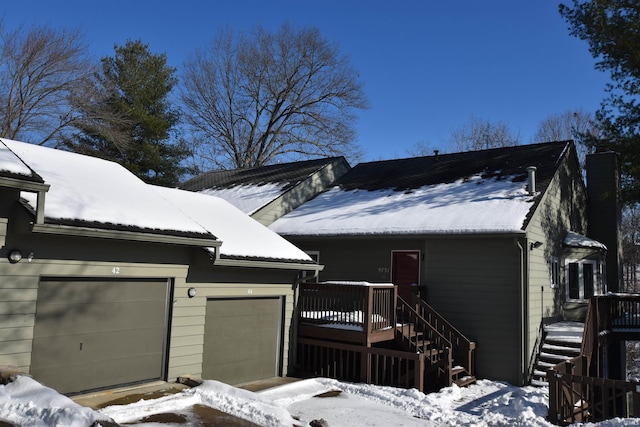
395,320,476,388
531,322,583,386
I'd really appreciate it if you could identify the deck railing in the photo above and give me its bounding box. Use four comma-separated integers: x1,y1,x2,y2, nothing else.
297,337,451,393
548,356,640,425
411,296,476,379
297,282,396,344
582,294,640,377
547,294,640,425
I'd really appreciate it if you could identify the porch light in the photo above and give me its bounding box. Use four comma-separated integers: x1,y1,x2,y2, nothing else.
187,287,197,298
8,249,22,263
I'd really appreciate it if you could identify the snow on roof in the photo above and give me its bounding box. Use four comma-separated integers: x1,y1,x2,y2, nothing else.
1,138,213,237
270,174,536,236
0,142,33,177
564,231,607,250
153,185,312,262
199,183,285,214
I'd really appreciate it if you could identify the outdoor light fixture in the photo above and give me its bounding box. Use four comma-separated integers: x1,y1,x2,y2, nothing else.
529,241,543,251
187,287,197,298
8,249,23,264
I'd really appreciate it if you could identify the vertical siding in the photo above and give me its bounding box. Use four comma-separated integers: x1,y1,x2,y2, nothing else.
425,237,524,384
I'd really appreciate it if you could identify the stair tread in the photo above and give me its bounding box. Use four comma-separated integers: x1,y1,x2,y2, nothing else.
454,375,476,387
542,343,581,353
540,352,575,362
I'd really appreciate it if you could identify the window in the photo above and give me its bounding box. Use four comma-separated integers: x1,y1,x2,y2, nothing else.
550,257,560,288
565,259,598,301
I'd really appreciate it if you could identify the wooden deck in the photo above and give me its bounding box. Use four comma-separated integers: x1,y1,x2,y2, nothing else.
297,282,397,346
295,282,476,392
547,294,640,425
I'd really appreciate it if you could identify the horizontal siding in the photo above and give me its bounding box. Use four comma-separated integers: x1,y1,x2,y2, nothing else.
0,259,188,381
523,152,588,377
167,279,295,382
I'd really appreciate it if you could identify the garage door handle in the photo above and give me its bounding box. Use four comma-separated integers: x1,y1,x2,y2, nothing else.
79,342,83,351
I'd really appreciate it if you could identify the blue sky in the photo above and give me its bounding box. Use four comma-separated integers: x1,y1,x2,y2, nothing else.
1,0,608,162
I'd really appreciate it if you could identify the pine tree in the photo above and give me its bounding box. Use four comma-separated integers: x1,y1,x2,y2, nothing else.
65,39,191,186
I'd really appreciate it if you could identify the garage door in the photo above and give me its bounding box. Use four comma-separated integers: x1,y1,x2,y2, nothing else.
30,278,170,394
203,297,282,385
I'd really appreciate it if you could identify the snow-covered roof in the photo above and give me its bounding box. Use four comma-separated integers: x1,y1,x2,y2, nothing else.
564,231,607,251
2,138,213,238
0,141,43,182
1,138,312,263
153,186,312,262
270,141,571,236
199,183,287,215
271,175,536,235
180,157,348,214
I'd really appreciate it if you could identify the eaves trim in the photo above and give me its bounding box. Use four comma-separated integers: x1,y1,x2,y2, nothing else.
32,223,222,247
214,257,324,271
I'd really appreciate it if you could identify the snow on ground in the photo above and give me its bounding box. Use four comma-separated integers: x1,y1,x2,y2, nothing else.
2,375,640,427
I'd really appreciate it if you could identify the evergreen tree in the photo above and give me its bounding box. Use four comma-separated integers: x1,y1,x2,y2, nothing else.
65,39,191,186
560,1,640,202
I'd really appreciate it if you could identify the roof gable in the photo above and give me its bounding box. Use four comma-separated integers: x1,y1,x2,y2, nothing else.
180,157,350,215
181,157,347,191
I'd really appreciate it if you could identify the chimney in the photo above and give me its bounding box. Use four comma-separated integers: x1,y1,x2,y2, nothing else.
586,151,622,292
527,166,537,195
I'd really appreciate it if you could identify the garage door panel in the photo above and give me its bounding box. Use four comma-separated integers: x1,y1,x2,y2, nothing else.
33,301,167,337
38,281,168,304
203,297,282,385
32,353,162,394
31,328,164,367
31,279,169,394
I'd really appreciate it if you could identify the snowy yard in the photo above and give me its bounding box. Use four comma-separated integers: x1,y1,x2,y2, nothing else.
2,375,640,426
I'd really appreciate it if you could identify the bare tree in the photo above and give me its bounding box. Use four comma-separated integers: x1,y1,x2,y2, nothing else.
0,22,95,146
533,109,601,167
180,23,369,170
449,116,520,152
406,140,437,157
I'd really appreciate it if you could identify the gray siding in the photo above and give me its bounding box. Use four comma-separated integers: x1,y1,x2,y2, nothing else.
289,235,526,385
0,204,300,388
424,237,524,384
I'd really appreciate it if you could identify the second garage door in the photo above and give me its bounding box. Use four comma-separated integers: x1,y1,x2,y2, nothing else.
203,297,282,385
30,278,170,394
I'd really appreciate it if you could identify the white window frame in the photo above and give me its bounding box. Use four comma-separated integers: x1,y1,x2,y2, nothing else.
550,256,561,289
565,259,598,302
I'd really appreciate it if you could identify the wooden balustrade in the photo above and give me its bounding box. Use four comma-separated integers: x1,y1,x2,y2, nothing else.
297,282,397,345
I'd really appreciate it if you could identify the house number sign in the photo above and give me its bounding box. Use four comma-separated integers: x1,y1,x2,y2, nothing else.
112,267,121,274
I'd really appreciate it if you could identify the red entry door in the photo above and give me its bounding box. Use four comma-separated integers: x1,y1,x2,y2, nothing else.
391,250,420,302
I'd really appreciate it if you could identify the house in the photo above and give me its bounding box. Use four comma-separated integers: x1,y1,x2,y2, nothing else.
179,157,350,225
187,141,622,386
0,138,320,395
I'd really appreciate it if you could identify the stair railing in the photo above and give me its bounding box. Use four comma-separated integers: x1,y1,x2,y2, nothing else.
396,296,451,360
412,296,476,378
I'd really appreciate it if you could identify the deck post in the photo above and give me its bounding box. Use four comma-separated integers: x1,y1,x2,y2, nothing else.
364,286,374,346
547,370,559,424
360,351,371,384
415,353,425,392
